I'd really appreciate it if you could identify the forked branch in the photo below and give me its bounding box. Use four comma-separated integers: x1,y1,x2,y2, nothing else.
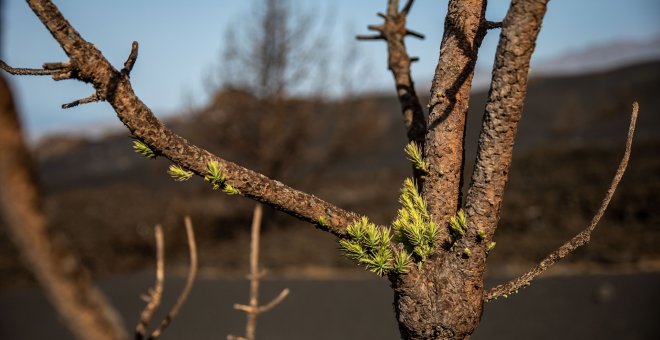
357,0,427,182
485,103,639,301
228,204,290,340
135,217,199,340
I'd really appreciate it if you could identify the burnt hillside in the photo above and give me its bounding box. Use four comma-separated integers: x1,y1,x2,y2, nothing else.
1,60,658,287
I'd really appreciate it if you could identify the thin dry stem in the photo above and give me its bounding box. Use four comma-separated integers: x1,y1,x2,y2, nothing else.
149,216,198,339
485,102,639,302
135,224,165,339
122,41,139,76
62,92,101,109
229,204,289,340
357,0,427,184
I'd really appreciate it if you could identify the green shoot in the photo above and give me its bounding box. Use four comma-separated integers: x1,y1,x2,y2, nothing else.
204,160,225,190
392,178,437,262
404,142,429,173
222,183,240,195
132,140,156,159
167,164,193,181
318,216,329,228
449,209,468,238
487,241,497,252
477,229,486,241
393,249,412,274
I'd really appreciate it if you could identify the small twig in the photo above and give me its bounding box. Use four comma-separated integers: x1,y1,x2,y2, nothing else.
256,288,290,314
485,102,639,302
0,60,62,75
122,41,139,76
149,216,198,339
135,225,165,340
356,34,386,41
484,20,503,30
405,29,425,40
62,93,101,109
228,204,289,340
400,0,414,17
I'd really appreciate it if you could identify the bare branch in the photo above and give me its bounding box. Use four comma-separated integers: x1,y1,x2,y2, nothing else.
420,0,489,246
405,29,425,40
484,20,503,29
135,224,165,340
358,0,427,183
462,0,549,247
149,216,198,339
122,41,139,76
229,204,289,340
2,0,359,237
0,60,62,75
62,92,101,109
400,0,414,17
485,102,639,302
356,34,386,41
256,288,290,314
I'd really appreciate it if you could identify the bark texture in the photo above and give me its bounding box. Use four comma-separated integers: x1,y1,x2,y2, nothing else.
0,75,126,340
391,1,488,338
422,0,487,242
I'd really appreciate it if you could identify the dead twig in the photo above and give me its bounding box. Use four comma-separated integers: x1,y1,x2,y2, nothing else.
485,102,639,301
356,0,427,183
135,225,165,339
135,217,198,340
228,204,290,340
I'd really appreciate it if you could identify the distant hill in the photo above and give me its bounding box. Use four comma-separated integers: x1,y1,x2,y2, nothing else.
0,60,658,287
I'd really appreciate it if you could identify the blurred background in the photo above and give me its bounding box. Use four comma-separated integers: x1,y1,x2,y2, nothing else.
0,0,658,339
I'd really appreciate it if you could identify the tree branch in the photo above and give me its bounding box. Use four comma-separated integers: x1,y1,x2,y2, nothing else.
229,204,289,340
4,0,359,237
135,224,165,340
485,102,639,301
422,0,488,244
462,0,549,254
357,0,427,183
149,216,198,339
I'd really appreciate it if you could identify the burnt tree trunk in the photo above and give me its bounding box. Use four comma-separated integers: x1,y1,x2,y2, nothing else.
389,0,548,338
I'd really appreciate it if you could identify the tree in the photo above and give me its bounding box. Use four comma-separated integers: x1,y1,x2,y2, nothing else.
203,0,382,185
0,0,638,339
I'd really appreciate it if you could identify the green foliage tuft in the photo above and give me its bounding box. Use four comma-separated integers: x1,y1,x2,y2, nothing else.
463,247,471,257
477,229,486,241
340,217,395,276
132,140,156,159
449,209,468,239
392,178,437,262
318,216,329,228
393,248,412,274
167,164,193,181
404,142,429,173
222,183,240,195
487,241,497,252
204,160,226,190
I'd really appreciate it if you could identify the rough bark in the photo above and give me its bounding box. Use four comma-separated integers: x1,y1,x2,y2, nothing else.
0,75,127,340
390,1,489,338
422,0,487,243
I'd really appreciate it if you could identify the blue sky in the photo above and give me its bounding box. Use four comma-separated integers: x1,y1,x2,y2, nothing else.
2,0,659,139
